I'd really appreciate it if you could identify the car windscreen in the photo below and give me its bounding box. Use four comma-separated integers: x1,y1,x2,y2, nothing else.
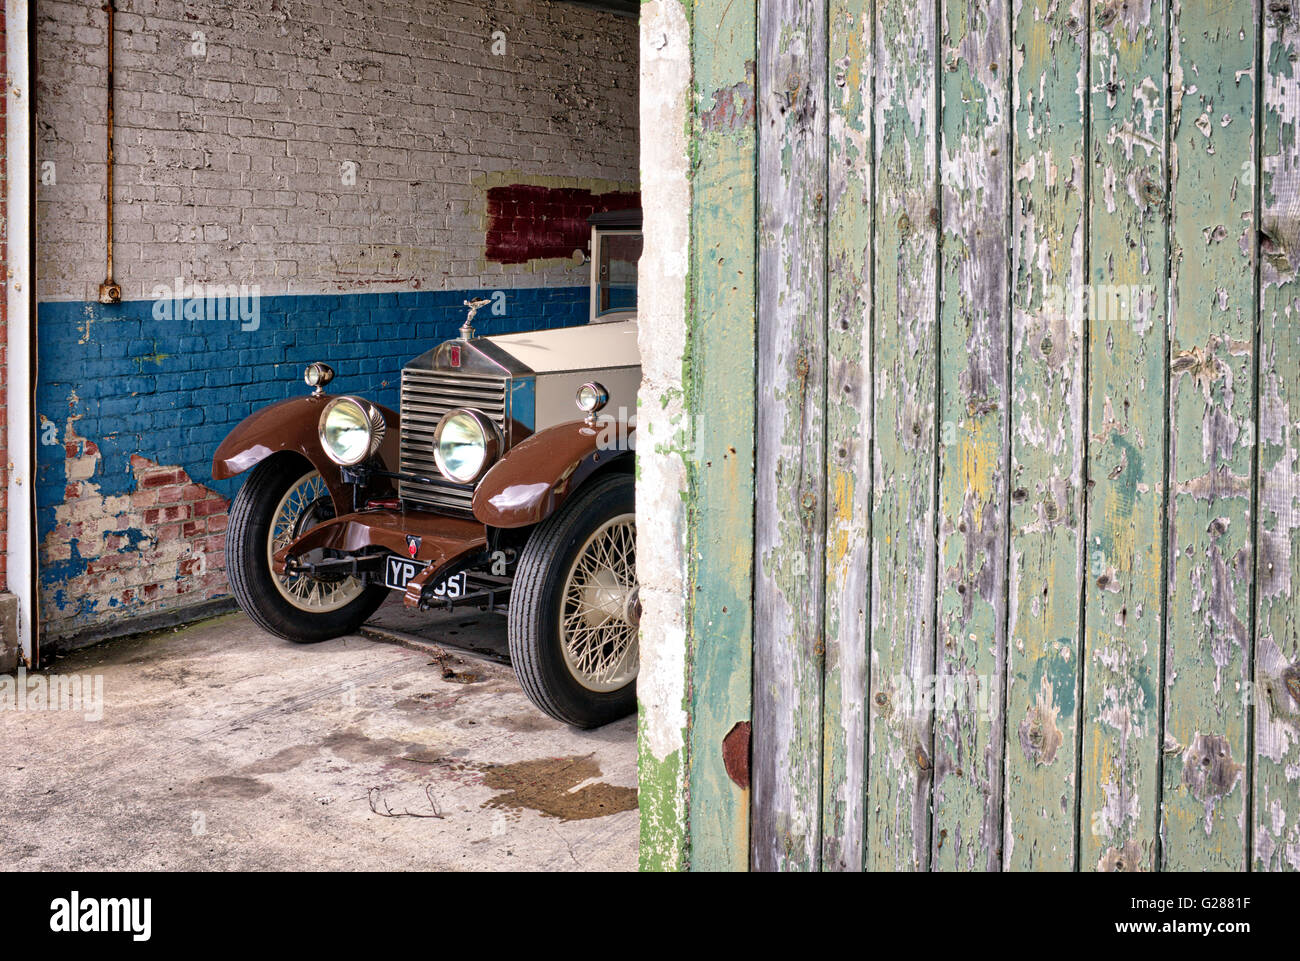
598,232,642,316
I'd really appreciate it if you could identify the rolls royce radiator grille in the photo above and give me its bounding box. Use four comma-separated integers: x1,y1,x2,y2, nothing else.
398,368,508,512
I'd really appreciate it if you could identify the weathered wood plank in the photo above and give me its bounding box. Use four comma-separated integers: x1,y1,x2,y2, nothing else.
1080,0,1169,873
822,0,874,872
752,0,829,871
931,0,1012,872
1003,0,1089,872
865,0,940,872
1253,0,1300,874
1160,0,1257,872
686,0,759,872
649,0,1300,875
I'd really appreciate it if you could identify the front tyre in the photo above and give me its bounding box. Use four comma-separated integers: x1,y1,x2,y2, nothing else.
508,472,638,728
225,456,387,642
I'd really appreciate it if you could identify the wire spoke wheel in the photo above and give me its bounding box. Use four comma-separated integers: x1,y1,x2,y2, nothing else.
558,512,638,692
227,457,386,642
266,470,364,613
508,472,637,727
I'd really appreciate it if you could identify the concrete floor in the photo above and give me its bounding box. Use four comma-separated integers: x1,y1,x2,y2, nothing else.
0,599,638,870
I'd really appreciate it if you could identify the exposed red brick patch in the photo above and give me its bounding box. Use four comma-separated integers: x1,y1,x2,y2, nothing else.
193,498,226,518
42,437,233,637
141,469,185,489
484,184,639,264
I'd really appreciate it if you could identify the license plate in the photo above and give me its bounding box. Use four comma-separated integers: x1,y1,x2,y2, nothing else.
382,557,466,598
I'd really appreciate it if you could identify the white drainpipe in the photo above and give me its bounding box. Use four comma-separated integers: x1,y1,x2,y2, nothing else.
6,0,34,663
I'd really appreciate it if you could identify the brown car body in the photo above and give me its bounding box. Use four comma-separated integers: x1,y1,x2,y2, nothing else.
472,420,634,528
215,397,633,609
213,387,634,613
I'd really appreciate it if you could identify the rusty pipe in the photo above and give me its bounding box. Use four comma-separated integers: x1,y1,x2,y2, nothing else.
98,1,121,304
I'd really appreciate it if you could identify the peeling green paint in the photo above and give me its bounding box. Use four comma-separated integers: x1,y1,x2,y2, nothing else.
865,0,939,873
1161,0,1257,872
1004,0,1089,871
638,735,686,871
1253,0,1300,873
751,0,828,872
647,0,1300,872
1080,0,1168,873
684,0,758,872
821,0,873,871
931,0,1011,873
637,0,756,873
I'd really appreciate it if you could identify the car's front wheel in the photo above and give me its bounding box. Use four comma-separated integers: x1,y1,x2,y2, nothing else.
225,455,387,642
508,472,638,728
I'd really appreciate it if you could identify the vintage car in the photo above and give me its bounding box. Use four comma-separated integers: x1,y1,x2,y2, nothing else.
212,210,643,728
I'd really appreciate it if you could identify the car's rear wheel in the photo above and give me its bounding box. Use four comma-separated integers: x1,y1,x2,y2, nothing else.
508,472,638,729
226,455,387,642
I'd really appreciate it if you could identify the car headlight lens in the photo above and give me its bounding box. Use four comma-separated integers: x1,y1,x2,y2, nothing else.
319,396,385,467
434,408,500,484
576,382,609,414
304,362,334,390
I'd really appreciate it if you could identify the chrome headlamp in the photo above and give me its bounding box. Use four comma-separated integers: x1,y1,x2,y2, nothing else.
319,396,385,467
304,362,334,393
575,382,609,415
433,408,501,484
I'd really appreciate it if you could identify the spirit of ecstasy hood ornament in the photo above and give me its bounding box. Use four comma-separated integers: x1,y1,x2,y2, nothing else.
461,298,491,341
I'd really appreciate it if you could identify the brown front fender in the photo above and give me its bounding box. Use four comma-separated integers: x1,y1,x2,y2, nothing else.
472,420,634,529
212,394,399,513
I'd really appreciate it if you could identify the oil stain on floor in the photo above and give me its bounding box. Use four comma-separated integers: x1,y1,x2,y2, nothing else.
478,754,637,822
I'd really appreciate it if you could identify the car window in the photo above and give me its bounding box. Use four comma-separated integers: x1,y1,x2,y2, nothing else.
598,232,642,316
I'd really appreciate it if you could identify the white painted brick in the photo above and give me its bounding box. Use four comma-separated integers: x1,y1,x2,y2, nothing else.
41,0,637,297
39,8,624,292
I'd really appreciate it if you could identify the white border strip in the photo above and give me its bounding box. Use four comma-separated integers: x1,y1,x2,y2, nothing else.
6,0,34,662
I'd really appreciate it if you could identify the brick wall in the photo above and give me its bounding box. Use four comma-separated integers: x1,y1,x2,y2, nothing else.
37,0,638,301
34,0,639,643
1,3,8,589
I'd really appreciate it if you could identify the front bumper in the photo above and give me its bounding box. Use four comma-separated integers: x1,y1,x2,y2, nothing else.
271,508,488,609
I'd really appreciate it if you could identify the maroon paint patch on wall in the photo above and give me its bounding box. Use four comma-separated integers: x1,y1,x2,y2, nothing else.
485,185,639,264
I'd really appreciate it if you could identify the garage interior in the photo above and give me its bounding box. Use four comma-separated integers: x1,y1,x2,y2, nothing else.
7,0,1300,876
2,0,642,869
